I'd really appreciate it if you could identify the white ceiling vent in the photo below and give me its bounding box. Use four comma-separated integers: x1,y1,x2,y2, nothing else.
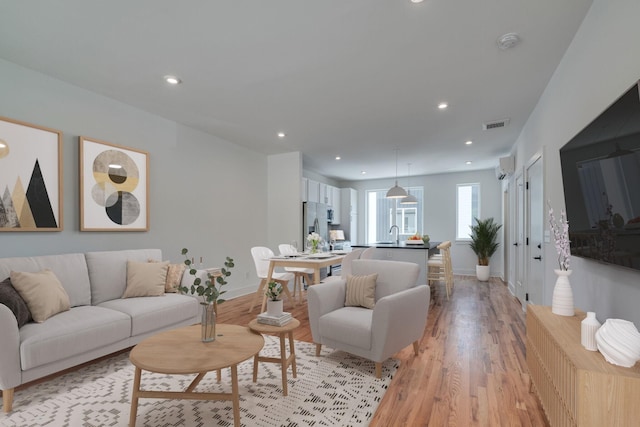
483,118,510,130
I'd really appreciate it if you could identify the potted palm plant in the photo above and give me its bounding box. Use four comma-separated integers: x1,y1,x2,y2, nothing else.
469,217,502,281
265,281,284,317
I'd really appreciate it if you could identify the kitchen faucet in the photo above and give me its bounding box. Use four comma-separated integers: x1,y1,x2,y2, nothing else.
389,225,399,245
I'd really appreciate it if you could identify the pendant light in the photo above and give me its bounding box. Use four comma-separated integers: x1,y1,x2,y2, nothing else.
401,163,417,204
386,149,408,198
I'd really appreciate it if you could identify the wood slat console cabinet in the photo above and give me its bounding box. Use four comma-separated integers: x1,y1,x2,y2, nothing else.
526,305,640,427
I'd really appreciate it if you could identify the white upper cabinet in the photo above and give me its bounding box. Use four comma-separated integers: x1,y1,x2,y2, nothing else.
330,186,341,224
307,179,320,203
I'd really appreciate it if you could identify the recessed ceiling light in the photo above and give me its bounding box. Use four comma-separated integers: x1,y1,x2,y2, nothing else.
164,75,182,85
335,156,341,160
465,161,472,165
438,102,448,110
277,132,286,138
465,140,473,145
361,171,367,175
410,0,424,3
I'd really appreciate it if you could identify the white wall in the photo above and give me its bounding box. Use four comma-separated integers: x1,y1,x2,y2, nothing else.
268,152,303,250
343,168,504,277
0,58,269,298
508,0,640,325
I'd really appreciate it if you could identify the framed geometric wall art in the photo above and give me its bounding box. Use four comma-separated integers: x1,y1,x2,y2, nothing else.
79,136,149,231
0,116,63,231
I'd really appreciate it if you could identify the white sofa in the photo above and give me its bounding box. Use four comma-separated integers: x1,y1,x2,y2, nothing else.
308,259,430,378
0,248,200,412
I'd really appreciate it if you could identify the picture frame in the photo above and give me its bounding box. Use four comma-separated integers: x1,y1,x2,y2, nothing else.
79,136,149,231
0,116,63,231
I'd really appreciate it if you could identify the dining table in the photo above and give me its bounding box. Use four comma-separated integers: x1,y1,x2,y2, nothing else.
265,252,346,285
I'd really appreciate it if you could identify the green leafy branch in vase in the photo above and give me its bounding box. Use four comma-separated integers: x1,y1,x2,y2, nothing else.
178,248,234,305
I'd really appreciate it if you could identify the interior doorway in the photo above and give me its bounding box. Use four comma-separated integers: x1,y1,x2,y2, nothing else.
514,172,526,307
525,153,544,305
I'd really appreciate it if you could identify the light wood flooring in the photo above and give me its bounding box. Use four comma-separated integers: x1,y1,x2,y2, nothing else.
218,276,549,427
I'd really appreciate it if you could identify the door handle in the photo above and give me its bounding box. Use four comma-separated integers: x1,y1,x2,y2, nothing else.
537,244,541,249
533,256,542,260
513,242,518,246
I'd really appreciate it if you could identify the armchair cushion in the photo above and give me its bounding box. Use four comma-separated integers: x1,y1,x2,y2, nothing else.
345,273,377,309
319,307,373,350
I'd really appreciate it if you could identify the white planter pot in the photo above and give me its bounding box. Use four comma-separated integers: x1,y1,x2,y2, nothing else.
266,299,283,317
476,265,490,281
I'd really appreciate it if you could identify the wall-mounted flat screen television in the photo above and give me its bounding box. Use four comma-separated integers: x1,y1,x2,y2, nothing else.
560,81,640,271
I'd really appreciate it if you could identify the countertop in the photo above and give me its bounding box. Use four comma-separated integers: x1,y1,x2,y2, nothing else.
351,241,440,250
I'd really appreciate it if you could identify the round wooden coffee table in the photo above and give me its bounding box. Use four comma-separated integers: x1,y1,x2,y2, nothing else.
248,318,300,396
128,323,264,427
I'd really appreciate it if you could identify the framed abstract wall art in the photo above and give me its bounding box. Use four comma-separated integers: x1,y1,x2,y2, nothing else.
79,136,149,231
0,116,63,231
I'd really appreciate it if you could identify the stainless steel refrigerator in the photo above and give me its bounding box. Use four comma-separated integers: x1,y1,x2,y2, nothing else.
302,201,328,249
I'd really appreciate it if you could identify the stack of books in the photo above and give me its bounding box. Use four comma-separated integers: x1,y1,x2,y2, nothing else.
257,312,292,326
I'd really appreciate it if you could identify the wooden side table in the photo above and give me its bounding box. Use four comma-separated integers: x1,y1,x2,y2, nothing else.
248,318,300,396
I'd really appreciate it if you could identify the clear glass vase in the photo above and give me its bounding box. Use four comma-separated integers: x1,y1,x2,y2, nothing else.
200,302,216,342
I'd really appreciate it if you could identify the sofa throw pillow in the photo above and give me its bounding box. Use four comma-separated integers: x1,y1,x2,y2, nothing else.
345,273,378,309
165,263,187,293
9,270,71,323
0,277,33,327
147,259,186,293
123,260,169,298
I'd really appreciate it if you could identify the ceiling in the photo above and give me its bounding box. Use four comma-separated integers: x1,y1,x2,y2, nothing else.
0,0,593,181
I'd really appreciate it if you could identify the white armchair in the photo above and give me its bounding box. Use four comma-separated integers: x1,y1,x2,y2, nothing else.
308,259,429,378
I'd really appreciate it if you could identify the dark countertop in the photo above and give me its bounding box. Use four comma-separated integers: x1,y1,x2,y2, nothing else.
352,241,440,250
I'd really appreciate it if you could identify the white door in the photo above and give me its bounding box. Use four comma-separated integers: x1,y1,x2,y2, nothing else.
514,172,526,306
526,155,544,305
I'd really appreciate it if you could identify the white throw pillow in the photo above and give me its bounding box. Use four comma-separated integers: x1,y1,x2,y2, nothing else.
10,269,71,322
122,260,169,298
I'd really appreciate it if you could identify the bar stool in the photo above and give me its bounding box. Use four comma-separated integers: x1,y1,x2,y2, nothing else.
427,241,453,299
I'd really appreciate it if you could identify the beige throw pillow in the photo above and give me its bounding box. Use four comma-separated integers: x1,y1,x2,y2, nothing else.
165,263,187,293
122,260,169,298
345,273,378,309
10,270,71,323
147,259,186,293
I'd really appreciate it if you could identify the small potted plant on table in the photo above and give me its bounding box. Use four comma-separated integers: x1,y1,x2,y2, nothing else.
265,281,284,317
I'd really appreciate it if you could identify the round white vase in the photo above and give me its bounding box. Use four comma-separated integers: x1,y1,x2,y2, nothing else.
581,311,601,351
476,265,490,282
551,269,574,316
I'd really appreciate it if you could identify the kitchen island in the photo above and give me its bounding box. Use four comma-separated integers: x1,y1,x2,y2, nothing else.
351,241,441,285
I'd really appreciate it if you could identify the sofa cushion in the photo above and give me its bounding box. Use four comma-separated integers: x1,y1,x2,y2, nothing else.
345,273,377,309
122,260,168,298
0,253,91,307
0,277,32,327
98,293,199,336
19,305,131,370
10,270,71,323
85,249,163,305
319,306,373,350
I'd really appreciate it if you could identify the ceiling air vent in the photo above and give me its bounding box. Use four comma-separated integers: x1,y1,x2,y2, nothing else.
483,118,510,130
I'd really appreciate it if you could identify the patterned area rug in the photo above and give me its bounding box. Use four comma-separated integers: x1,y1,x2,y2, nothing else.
1,336,398,427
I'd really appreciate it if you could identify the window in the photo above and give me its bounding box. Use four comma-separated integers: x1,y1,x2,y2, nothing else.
366,187,423,243
456,183,480,240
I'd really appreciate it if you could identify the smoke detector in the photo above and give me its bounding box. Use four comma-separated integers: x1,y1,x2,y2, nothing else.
483,118,510,130
496,33,521,50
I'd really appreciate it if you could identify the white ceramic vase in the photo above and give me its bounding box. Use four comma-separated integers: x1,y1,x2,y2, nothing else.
476,265,490,282
581,311,601,351
266,299,283,317
551,269,574,316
